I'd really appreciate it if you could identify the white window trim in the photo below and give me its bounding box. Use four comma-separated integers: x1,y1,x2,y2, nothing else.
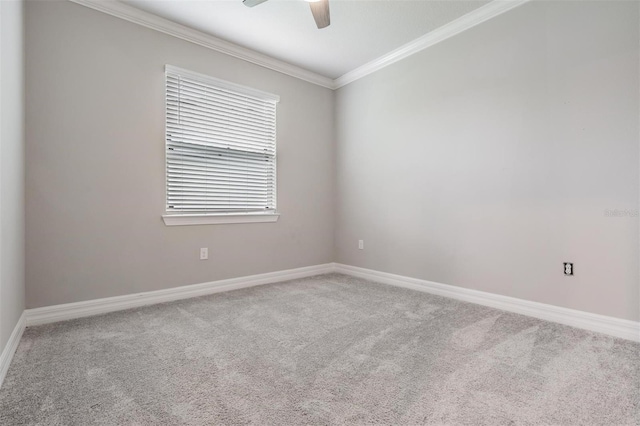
163,65,280,226
165,65,280,102
163,212,280,226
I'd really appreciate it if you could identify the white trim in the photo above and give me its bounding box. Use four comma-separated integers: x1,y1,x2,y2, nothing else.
333,0,530,88
0,312,26,389
166,65,280,102
25,263,333,326
20,262,640,343
334,264,640,342
66,0,532,90
68,0,335,89
162,212,280,226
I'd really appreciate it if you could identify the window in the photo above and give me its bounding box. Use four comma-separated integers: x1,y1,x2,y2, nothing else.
163,65,279,226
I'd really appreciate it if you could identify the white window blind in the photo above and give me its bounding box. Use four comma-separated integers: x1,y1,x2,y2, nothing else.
165,65,279,214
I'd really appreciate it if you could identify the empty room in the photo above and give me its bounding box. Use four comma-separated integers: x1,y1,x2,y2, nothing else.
0,0,638,424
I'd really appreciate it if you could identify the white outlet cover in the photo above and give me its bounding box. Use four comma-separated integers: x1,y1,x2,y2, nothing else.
200,248,208,260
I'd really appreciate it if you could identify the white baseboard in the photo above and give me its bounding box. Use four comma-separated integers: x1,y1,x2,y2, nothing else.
21,262,640,343
334,263,640,343
0,312,26,389
25,263,335,327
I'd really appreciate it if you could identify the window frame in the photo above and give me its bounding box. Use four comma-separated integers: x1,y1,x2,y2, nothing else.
162,65,280,226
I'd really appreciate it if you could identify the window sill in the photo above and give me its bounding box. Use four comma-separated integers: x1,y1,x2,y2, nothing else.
162,212,280,226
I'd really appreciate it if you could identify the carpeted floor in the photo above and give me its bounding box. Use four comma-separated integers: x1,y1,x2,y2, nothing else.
0,274,638,425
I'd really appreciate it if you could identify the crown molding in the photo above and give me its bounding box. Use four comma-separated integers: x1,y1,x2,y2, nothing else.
68,0,336,89
69,0,530,91
333,0,530,89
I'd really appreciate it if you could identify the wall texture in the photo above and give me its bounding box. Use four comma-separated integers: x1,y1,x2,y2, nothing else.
1,0,26,349
25,1,334,308
335,1,639,321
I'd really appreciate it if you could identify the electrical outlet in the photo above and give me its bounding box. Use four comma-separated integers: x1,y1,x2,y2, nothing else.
563,262,573,276
200,248,209,260
358,240,364,250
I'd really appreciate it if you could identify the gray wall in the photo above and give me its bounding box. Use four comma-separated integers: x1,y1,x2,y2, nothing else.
335,1,639,321
1,0,26,349
25,0,640,323
25,1,334,308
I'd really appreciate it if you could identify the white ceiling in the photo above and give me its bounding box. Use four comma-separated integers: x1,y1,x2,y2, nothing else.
122,0,490,79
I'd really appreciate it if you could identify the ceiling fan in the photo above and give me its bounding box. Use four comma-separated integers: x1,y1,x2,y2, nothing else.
243,0,330,29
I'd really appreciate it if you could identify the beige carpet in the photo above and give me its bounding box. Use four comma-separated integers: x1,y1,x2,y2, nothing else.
0,273,638,425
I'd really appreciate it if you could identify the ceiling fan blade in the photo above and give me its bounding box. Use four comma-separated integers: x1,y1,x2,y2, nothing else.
309,0,330,29
243,0,269,7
